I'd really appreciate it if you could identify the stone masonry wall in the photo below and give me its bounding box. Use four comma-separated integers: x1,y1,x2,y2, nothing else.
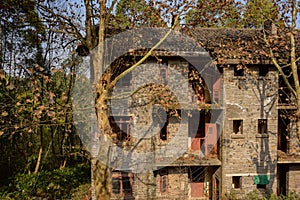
222,65,278,197
287,164,300,196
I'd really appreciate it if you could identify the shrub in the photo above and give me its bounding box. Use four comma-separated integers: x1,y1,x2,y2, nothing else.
1,164,91,199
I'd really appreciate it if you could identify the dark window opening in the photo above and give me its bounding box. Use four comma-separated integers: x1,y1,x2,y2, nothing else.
232,176,241,189
160,122,168,141
109,116,132,141
258,119,268,134
233,120,243,134
112,172,133,196
234,65,244,76
122,176,131,194
112,177,121,194
259,66,269,77
189,167,205,183
257,184,267,189
152,106,170,141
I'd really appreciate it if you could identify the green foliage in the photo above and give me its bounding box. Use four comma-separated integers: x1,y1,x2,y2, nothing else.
186,0,242,28
1,164,91,200
112,0,166,27
243,0,279,28
223,190,299,200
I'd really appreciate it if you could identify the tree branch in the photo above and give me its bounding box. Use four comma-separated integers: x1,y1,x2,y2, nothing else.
262,29,297,97
110,14,181,88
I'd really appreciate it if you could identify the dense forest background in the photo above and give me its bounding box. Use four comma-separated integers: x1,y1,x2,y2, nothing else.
0,0,299,199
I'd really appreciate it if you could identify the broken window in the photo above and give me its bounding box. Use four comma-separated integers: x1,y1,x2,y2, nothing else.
259,66,269,77
160,120,168,141
109,116,132,141
152,106,169,141
160,169,168,194
233,120,243,134
112,172,132,196
258,119,267,134
234,65,244,76
232,176,242,189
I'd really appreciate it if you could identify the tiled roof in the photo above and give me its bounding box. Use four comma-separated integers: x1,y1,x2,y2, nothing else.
99,27,299,64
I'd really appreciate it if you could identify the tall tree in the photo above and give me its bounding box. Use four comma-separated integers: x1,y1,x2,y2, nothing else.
186,0,242,28
243,0,280,28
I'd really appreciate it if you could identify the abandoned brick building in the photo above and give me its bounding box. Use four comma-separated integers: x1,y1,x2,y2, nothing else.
88,27,300,199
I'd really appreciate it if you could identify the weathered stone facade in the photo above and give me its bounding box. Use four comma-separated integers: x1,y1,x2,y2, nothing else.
100,28,300,199
222,65,278,196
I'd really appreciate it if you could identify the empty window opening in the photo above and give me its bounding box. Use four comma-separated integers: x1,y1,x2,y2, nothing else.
189,167,205,183
257,184,267,189
152,106,169,141
258,119,268,134
160,121,168,141
232,176,241,189
259,66,269,77
234,65,244,76
233,120,243,134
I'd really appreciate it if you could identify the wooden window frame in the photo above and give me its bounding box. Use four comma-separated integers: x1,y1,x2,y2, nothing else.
111,172,133,196
159,169,168,194
109,116,132,141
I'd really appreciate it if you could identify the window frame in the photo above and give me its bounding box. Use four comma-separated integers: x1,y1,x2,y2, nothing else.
109,116,132,141
111,172,133,196
159,169,168,194
258,119,268,134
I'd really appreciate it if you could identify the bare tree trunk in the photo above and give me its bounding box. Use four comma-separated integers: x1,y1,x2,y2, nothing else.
34,126,43,173
91,0,111,199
